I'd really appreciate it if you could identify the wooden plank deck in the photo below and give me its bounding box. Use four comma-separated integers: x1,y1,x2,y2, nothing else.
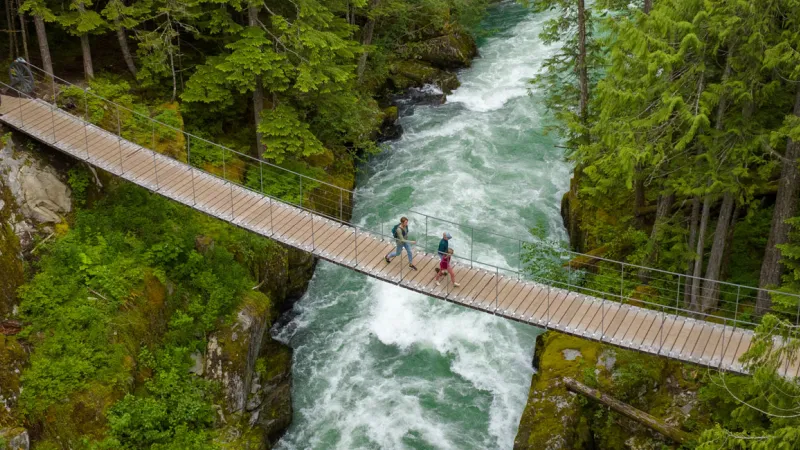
0,94,786,376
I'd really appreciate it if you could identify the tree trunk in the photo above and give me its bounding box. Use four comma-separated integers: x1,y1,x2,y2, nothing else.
17,0,30,62
720,205,740,282
356,0,380,83
116,22,137,77
5,0,18,60
638,192,674,282
756,86,800,315
577,0,589,143
79,33,94,80
689,195,711,310
33,14,53,77
77,2,94,80
700,192,735,312
563,377,692,444
248,5,265,158
634,167,645,227
643,0,653,14
683,196,700,306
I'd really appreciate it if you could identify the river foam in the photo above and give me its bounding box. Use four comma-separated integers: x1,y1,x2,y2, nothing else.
275,3,567,449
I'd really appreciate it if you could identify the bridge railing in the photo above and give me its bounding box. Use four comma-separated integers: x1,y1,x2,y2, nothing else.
4,60,800,336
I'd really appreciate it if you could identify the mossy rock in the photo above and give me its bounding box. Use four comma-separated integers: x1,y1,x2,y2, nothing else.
401,32,478,69
515,332,600,449
0,335,26,428
389,60,460,94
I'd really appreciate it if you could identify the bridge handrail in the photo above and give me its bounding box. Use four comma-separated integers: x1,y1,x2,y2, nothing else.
24,63,352,195
5,61,800,331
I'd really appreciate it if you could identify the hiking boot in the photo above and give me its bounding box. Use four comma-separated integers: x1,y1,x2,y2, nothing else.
385,256,391,263
409,264,418,271
453,283,461,287
436,280,441,286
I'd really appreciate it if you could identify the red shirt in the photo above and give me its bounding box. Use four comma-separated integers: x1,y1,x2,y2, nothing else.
440,255,451,270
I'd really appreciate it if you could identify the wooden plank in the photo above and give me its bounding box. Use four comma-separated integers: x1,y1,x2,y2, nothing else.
507,284,541,320
641,314,674,354
601,304,633,343
496,281,526,314
621,309,654,346
505,283,537,317
657,317,686,356
562,296,596,333
601,304,634,342
686,322,715,362
551,292,583,325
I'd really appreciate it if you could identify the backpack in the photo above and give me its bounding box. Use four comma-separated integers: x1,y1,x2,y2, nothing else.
391,224,399,239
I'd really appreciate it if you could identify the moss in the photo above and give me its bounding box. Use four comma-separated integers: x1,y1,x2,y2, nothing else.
389,60,460,94
515,332,601,449
0,184,24,317
0,335,26,428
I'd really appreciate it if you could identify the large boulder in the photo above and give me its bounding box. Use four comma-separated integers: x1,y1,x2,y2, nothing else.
388,60,460,95
401,32,478,69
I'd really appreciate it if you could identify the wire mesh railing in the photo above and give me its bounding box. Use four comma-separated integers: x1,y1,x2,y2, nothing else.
2,59,800,344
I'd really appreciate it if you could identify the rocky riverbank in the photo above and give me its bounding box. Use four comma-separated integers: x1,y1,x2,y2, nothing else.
513,331,711,449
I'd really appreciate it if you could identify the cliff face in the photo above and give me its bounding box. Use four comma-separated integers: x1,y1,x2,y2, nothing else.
514,332,704,450
0,127,314,449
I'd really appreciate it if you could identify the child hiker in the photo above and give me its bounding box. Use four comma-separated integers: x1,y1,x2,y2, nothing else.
434,248,459,287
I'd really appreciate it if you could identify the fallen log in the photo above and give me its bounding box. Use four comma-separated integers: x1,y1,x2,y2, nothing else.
563,377,693,444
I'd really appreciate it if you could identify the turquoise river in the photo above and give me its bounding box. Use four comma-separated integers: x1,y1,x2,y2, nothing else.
274,3,569,448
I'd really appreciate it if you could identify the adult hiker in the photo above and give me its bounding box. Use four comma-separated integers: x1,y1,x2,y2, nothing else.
385,216,418,270
434,248,459,287
435,232,452,273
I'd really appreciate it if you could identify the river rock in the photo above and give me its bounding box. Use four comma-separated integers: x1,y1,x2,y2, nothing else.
389,60,460,95
401,32,478,69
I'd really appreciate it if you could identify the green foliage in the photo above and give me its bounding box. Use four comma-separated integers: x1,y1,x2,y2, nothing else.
522,225,584,287
67,167,91,207
101,348,216,450
16,182,273,446
257,104,326,162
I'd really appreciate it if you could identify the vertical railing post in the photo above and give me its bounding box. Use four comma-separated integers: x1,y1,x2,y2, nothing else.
566,249,572,292
83,89,90,159
230,182,235,220
49,75,57,143
259,160,264,194
619,262,624,300
152,150,159,191
17,85,25,128
495,267,499,313
425,215,428,254
353,228,358,267
545,284,551,329
734,286,740,327
152,123,159,191
188,136,196,206
269,196,274,236
222,146,227,181
116,105,124,175
518,240,522,280
339,188,343,222
675,274,681,315
470,227,474,268
299,175,303,209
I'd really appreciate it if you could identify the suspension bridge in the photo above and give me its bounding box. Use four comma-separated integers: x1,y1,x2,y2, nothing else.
2,60,798,378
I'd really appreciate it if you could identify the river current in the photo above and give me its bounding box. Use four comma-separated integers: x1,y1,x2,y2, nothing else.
274,3,569,449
